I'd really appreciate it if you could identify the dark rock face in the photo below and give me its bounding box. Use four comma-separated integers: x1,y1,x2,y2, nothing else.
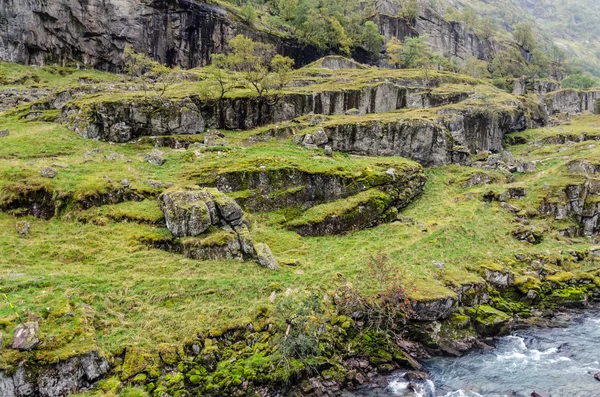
545,89,600,115
0,0,320,70
539,179,600,237
411,297,456,321
0,352,109,397
377,6,495,62
315,107,528,167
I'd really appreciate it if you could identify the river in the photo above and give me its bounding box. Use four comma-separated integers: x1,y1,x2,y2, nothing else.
344,310,600,397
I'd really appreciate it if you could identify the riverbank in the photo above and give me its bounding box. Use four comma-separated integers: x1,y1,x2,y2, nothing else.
345,307,600,397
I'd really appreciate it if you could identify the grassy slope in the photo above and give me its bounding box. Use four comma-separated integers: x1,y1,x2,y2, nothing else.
0,61,598,367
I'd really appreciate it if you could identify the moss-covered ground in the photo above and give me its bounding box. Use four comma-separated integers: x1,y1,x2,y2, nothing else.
2,61,600,395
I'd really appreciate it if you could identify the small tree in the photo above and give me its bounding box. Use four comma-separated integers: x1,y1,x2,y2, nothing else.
386,37,403,68
122,44,155,95
463,56,491,79
241,3,258,26
513,21,536,52
361,21,385,56
271,54,295,90
331,18,352,56
226,35,276,99
122,44,181,97
401,36,434,69
397,0,419,21
562,73,598,89
334,251,414,334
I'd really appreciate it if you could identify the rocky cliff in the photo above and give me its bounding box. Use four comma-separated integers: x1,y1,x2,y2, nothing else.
376,5,496,62
0,0,318,70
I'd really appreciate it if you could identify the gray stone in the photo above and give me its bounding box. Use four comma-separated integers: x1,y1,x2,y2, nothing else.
411,297,456,321
312,131,327,146
0,372,15,397
120,179,130,188
483,268,514,288
83,148,102,158
204,131,227,147
0,129,9,137
10,322,39,351
15,221,30,236
158,188,214,237
41,167,57,178
144,149,165,166
324,145,333,156
158,187,246,238
255,243,279,270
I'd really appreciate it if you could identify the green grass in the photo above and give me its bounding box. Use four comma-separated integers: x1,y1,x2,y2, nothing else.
1,60,600,372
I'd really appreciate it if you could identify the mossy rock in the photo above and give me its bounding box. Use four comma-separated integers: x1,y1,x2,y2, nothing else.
468,305,513,337
547,287,587,307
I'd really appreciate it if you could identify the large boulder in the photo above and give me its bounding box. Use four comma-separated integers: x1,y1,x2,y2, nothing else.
158,187,244,237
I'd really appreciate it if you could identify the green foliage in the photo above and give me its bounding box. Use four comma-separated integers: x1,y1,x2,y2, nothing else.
386,37,403,68
224,35,276,98
240,3,258,25
462,57,491,79
399,37,434,69
361,21,385,56
274,293,323,365
271,54,295,90
490,47,528,78
513,22,537,52
562,73,598,89
122,45,183,97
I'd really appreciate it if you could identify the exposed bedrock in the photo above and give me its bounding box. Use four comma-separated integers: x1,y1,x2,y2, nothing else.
203,162,426,213
0,351,109,397
544,89,600,115
0,183,149,220
512,78,561,96
63,82,470,141
286,186,421,236
0,0,320,70
305,108,529,167
376,5,496,63
538,177,600,237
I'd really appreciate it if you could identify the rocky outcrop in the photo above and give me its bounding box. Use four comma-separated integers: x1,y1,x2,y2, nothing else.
205,162,425,213
158,186,277,267
159,186,245,237
0,0,319,70
303,107,529,167
0,183,149,220
66,97,204,143
512,78,561,96
545,89,600,115
377,5,495,62
538,178,600,237
63,79,480,142
410,296,456,321
0,352,109,397
287,189,399,236
0,88,50,113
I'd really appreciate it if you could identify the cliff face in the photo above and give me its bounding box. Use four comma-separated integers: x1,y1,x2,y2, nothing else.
377,5,496,62
0,0,319,70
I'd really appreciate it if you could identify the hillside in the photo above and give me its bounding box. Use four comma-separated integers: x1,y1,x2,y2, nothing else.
438,0,600,77
1,53,600,396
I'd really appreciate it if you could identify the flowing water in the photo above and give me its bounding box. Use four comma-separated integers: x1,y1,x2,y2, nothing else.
344,310,600,397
